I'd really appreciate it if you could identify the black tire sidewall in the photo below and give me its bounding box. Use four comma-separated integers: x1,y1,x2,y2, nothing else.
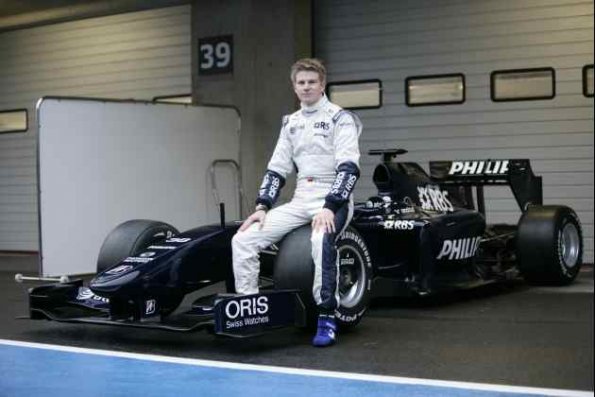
517,206,583,285
552,209,582,283
129,224,177,256
96,220,178,274
334,227,373,327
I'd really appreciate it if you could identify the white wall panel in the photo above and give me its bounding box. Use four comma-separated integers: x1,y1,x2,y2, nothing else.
38,98,239,276
316,0,594,262
0,5,191,252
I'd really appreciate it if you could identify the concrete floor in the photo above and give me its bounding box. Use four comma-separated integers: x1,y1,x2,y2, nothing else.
1,254,593,392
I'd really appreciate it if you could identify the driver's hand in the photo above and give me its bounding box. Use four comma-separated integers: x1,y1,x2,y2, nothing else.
239,210,267,232
312,208,335,233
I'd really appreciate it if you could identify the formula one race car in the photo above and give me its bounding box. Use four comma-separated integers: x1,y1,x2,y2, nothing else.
23,149,584,336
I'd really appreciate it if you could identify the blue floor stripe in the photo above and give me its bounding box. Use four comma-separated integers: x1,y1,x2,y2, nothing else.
0,344,572,397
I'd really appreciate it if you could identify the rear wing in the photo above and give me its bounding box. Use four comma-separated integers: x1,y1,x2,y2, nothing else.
429,159,542,213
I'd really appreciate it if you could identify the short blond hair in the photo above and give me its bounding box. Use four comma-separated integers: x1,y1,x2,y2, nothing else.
290,58,327,83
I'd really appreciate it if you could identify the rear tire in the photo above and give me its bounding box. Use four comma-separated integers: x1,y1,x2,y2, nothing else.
96,219,179,274
517,206,582,285
273,225,373,328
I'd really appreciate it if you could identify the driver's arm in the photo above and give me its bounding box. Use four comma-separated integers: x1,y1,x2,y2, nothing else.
255,116,294,211
324,111,362,213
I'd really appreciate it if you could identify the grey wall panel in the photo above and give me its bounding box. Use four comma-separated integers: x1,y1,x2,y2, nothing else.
0,5,191,252
316,0,594,262
320,1,593,31
325,18,594,50
363,120,593,141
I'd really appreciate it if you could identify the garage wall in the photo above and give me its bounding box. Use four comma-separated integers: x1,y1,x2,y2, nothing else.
192,0,311,208
0,5,191,251
316,0,594,262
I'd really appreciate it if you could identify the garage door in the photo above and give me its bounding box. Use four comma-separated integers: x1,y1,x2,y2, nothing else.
315,0,594,262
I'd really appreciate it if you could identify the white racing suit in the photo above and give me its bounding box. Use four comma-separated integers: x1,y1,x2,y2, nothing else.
232,95,362,313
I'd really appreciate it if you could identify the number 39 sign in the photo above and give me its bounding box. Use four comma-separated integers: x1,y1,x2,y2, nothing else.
198,35,233,75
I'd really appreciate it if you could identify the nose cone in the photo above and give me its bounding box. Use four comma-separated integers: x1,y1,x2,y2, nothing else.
89,264,141,296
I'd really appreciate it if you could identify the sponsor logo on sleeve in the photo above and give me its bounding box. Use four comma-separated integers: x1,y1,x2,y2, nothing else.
331,171,345,192
259,174,281,199
268,176,280,198
259,174,270,196
330,172,357,199
341,174,358,199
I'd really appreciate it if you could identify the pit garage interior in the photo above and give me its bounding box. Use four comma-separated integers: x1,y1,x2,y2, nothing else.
0,0,593,396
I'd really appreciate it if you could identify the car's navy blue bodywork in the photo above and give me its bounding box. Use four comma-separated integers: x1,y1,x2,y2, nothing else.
24,150,568,334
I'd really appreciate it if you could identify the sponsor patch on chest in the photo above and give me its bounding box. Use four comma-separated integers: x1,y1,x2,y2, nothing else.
313,121,332,137
314,121,331,130
289,124,305,135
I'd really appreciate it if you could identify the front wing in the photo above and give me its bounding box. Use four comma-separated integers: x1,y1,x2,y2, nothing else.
26,281,306,337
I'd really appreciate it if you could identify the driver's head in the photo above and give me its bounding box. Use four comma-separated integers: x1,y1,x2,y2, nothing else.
290,58,327,84
291,58,327,106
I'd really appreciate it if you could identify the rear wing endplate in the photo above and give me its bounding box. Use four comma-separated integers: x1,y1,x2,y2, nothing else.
430,159,542,212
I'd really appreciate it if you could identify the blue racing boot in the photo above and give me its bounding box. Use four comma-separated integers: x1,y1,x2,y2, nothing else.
312,314,337,347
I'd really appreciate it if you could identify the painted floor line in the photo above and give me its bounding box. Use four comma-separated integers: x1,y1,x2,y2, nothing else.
0,338,591,397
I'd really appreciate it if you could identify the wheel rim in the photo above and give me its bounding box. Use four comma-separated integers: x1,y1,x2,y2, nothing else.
560,223,580,268
337,245,365,308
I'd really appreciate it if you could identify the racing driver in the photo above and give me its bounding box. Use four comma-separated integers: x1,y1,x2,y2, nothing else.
232,58,362,347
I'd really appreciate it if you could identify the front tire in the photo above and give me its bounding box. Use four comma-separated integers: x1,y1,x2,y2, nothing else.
96,219,179,274
517,206,583,285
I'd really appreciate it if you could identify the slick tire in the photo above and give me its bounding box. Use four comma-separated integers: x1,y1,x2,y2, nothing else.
334,227,373,328
273,225,373,329
96,219,179,274
517,205,583,286
274,225,317,327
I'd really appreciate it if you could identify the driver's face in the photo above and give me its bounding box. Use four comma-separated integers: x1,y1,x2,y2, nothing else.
293,71,325,106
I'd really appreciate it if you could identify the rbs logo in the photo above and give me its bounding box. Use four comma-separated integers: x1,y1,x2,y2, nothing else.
418,185,454,212
224,296,269,319
314,122,330,130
